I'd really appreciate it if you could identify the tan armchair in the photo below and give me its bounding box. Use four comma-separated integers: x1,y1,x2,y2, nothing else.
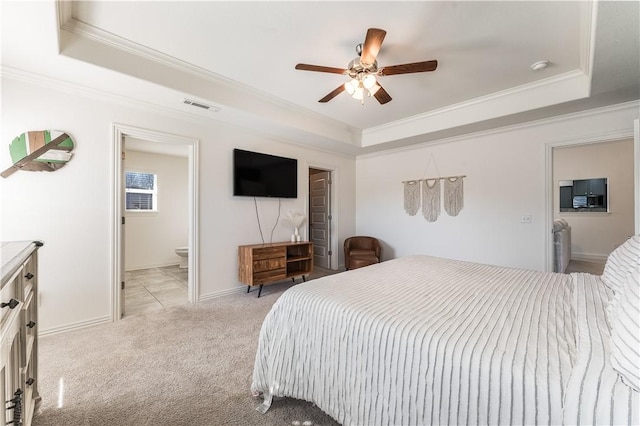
344,236,381,270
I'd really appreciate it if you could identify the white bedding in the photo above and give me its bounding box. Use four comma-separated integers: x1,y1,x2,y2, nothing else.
251,255,638,425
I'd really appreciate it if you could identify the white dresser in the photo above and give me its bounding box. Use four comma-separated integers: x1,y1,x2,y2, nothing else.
1,241,42,426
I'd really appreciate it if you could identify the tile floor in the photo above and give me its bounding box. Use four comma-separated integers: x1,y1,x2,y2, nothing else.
124,265,342,317
124,265,188,318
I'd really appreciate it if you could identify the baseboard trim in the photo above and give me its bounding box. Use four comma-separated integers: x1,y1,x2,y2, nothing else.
126,262,181,271
571,252,608,263
198,286,247,302
39,315,112,337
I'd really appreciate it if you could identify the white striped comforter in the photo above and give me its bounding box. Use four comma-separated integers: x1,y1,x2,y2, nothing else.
251,255,638,425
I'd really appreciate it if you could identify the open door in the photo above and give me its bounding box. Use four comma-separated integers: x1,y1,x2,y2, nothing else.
120,143,126,317
309,169,332,269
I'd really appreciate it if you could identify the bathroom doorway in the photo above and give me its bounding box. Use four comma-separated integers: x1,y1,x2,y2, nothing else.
112,124,199,321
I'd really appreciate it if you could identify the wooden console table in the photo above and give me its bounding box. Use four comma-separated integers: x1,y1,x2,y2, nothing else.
238,241,313,297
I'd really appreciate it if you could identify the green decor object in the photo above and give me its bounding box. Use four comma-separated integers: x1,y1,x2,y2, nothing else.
2,130,74,178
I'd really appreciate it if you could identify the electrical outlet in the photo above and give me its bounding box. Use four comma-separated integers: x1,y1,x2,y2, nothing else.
521,215,532,223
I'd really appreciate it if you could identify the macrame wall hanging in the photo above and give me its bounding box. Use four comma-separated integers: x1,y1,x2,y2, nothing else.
402,153,466,222
403,180,420,216
444,177,464,216
421,178,440,222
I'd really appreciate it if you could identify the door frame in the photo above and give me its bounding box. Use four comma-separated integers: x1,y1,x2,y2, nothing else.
111,123,199,321
308,168,333,269
306,163,338,270
544,127,637,272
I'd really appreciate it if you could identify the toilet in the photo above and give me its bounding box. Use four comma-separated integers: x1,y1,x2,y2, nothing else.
175,247,188,269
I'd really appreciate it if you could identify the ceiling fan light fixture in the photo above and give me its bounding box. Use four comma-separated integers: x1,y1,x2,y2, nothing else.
352,87,365,100
362,74,377,89
344,80,356,95
295,28,437,105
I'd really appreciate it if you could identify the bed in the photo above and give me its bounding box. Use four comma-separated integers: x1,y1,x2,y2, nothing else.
252,237,639,425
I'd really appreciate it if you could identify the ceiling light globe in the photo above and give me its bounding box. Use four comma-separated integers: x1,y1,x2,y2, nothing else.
353,87,364,100
344,81,355,95
363,74,377,89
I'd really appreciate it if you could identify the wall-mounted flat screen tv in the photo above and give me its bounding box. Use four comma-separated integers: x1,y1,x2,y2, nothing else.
233,149,297,198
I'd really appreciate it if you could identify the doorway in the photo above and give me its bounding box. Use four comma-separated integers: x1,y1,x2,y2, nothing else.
112,124,199,321
546,134,637,272
309,168,332,269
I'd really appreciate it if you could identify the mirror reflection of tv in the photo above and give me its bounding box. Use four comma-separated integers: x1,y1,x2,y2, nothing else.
233,149,297,198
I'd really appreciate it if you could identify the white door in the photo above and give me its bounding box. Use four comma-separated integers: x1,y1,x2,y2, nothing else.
635,118,639,234
120,146,126,318
309,170,331,269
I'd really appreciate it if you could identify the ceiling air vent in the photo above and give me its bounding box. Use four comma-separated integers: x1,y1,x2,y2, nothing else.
182,98,220,112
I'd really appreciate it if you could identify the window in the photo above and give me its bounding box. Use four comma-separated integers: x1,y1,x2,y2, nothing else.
125,171,157,211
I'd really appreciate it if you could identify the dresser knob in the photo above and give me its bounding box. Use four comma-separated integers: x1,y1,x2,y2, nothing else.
26,321,36,329
1,299,19,309
24,273,34,280
25,378,34,386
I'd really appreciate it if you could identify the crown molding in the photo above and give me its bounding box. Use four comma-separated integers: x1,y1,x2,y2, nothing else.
366,70,586,133
1,65,222,125
1,66,358,159
362,69,590,147
357,100,639,159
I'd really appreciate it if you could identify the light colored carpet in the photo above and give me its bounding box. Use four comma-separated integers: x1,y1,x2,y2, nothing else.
34,274,342,426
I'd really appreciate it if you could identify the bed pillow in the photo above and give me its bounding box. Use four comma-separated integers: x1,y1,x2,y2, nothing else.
602,236,640,293
609,266,640,392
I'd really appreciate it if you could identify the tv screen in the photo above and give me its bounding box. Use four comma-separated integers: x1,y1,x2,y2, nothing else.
233,149,297,198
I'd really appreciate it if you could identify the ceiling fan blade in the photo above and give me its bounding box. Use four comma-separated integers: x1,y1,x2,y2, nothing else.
360,28,387,65
295,64,347,74
319,85,346,103
379,60,438,76
373,84,392,104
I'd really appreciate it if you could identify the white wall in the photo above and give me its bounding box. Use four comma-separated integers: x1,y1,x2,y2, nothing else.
0,76,356,334
553,139,635,261
124,150,189,270
355,103,638,271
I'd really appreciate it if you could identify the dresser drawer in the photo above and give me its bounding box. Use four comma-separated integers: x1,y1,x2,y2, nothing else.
253,257,286,273
253,269,287,284
1,267,21,326
22,256,36,298
22,291,37,365
22,354,37,425
253,246,286,260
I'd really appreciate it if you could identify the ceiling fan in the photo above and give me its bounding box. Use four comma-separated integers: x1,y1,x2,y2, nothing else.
295,28,438,105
